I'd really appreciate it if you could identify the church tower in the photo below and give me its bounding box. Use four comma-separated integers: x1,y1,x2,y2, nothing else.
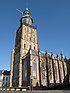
10,8,38,87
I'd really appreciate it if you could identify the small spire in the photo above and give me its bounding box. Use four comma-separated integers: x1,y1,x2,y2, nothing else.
60,51,63,58
56,54,59,60
65,56,67,60
56,54,58,58
51,52,53,56
51,52,54,59
45,50,48,58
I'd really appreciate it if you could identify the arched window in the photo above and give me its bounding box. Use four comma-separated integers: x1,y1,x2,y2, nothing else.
54,63,58,80
34,46,35,50
24,44,26,49
33,60,37,79
30,37,31,41
41,60,46,80
34,38,35,42
30,45,31,49
24,35,26,40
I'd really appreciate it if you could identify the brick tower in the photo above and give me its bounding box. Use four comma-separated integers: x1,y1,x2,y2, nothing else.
10,8,38,87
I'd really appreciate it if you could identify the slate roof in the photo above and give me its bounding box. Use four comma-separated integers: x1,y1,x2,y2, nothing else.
3,71,10,75
0,70,10,75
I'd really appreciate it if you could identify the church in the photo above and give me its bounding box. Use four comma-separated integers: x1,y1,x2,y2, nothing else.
10,8,69,87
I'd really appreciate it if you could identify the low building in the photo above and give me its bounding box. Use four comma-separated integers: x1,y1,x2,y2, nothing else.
0,70,10,87
0,70,3,87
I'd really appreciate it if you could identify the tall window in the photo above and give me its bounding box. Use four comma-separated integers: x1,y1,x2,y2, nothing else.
54,63,58,80
6,82,7,86
59,63,62,80
6,77,8,81
30,37,31,41
24,44,26,49
23,60,27,81
48,62,52,80
34,38,35,42
33,60,37,79
24,35,26,40
41,60,46,80
30,45,31,49
3,77,5,81
34,46,35,50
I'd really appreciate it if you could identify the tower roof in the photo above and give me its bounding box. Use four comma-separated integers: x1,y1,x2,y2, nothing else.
20,8,33,26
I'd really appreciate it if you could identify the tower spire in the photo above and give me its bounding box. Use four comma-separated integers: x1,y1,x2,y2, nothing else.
26,0,30,9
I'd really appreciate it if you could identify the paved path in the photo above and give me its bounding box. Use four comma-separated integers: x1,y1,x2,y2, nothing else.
0,90,70,93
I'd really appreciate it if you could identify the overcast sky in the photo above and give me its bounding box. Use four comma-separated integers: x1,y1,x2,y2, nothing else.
0,0,70,70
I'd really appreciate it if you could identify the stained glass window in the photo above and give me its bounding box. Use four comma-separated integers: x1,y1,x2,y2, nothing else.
33,60,37,79
54,63,58,80
41,60,46,80
48,62,52,80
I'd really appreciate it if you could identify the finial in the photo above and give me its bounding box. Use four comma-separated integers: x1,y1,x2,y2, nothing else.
26,7,29,11
60,51,63,58
65,56,67,60
56,54,59,60
51,52,54,59
45,50,48,58
56,54,58,58
51,52,53,56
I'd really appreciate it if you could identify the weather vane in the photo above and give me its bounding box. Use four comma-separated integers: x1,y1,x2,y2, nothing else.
26,0,30,8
